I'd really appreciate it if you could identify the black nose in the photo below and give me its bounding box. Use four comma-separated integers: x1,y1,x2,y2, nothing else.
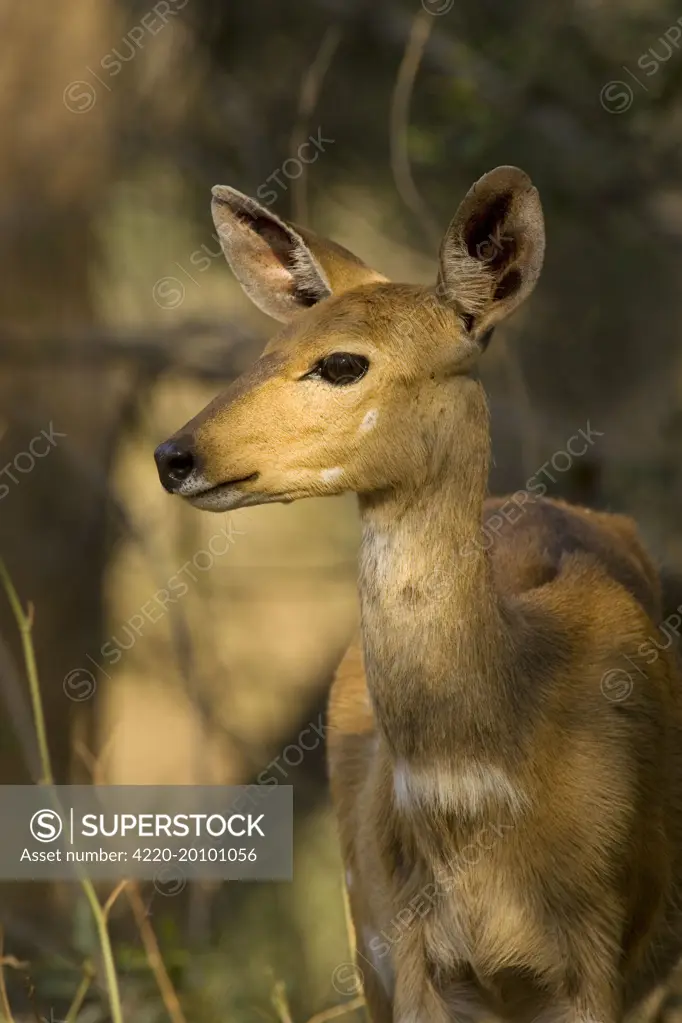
154,439,196,492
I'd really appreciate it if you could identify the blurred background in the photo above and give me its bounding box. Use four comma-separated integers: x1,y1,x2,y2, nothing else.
1,0,682,1019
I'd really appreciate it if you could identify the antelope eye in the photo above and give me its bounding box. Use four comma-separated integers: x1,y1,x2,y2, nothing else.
310,353,369,386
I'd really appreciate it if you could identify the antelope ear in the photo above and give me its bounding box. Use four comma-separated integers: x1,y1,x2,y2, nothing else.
211,186,386,323
437,166,545,347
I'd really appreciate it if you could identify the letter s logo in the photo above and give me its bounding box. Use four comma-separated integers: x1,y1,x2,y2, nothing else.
30,809,63,843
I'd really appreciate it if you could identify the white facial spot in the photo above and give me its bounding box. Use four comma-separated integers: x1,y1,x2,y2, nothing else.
345,868,353,889
393,759,526,818
360,408,379,433
320,467,343,482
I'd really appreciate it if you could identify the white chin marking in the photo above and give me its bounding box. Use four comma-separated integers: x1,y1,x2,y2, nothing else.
320,467,343,482
185,484,265,512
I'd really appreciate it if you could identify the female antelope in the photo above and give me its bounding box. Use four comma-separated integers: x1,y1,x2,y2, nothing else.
155,167,682,1023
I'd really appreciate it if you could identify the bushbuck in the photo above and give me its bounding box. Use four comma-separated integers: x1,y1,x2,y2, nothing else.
154,167,682,1023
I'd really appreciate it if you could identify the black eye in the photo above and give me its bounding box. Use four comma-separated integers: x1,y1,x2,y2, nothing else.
309,352,369,386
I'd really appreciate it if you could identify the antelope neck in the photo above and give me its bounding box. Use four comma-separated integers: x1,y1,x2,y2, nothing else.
356,378,516,761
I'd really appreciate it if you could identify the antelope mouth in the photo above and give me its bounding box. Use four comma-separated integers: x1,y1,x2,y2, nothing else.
185,472,260,510
216,471,259,489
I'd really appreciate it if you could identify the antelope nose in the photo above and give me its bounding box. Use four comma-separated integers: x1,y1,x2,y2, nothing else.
154,439,196,492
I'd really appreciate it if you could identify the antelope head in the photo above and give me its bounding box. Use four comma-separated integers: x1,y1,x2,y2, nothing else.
154,167,545,510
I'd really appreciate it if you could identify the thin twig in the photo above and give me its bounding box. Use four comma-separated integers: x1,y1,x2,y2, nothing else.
76,741,188,1023
22,977,41,1023
74,728,122,787
126,885,188,1023
0,563,125,1023
103,880,130,920
289,26,342,224
77,866,124,1023
0,960,28,971
389,9,441,249
64,961,95,1023
0,927,17,1023
0,631,42,782
0,563,52,785
271,981,295,1023
305,995,366,1023
73,739,101,785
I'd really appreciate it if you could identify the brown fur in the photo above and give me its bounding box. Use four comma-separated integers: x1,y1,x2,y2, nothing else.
329,494,682,1023
157,168,682,1023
